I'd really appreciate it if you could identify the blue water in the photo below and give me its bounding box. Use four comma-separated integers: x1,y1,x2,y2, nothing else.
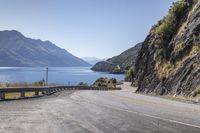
0,67,124,85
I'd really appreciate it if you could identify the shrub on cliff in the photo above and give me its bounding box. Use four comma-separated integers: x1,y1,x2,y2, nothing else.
155,0,190,60
156,0,188,37
193,86,200,97
125,67,134,82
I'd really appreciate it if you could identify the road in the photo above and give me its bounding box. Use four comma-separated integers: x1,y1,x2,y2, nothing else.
0,82,200,133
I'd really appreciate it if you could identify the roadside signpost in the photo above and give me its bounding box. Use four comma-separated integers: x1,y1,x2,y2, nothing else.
46,67,48,86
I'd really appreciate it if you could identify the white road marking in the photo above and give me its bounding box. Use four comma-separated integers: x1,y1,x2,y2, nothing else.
116,107,200,129
73,91,200,129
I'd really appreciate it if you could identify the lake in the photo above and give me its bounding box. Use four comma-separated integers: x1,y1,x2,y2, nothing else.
0,67,124,85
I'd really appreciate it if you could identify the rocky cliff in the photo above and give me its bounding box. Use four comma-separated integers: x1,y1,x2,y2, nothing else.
133,0,200,96
0,30,91,67
91,43,142,74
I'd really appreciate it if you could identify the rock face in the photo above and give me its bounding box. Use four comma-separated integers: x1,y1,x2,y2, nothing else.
133,0,200,96
91,43,142,73
0,30,91,67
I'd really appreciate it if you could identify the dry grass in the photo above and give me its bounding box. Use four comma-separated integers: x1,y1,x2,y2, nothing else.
193,86,200,97
25,92,38,97
163,95,198,103
0,81,45,99
176,45,200,67
4,92,39,99
155,60,174,79
5,93,21,99
177,0,200,36
0,81,44,88
173,43,184,55
156,45,200,79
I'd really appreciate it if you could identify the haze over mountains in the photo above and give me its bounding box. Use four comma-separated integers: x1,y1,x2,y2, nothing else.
82,57,102,65
0,30,90,67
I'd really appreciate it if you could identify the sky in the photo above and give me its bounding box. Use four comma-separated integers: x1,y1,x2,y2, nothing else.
0,0,175,59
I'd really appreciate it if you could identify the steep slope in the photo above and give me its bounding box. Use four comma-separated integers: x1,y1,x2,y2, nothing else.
0,48,30,66
133,0,200,96
0,30,90,67
91,43,142,73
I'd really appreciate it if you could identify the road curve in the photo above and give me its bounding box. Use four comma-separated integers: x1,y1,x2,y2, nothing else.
0,83,200,133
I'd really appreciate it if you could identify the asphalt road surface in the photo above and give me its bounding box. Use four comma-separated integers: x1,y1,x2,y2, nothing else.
0,83,200,133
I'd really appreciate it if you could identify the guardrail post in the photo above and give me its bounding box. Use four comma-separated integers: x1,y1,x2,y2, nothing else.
35,91,39,96
42,91,45,95
0,93,5,99
21,92,25,98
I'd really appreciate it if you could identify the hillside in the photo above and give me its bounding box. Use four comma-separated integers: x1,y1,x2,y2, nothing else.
91,43,142,74
132,0,200,97
0,30,90,67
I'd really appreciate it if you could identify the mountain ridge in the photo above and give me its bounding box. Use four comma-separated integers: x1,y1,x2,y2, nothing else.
91,43,142,74
0,30,91,67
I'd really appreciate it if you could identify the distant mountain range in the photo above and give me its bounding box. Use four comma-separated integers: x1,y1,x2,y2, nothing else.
82,57,102,65
0,30,91,67
91,43,142,73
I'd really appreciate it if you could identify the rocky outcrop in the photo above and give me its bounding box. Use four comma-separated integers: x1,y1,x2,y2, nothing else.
0,30,90,67
91,43,142,73
133,0,200,96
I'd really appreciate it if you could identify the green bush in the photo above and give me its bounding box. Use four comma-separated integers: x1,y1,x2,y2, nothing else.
154,0,190,58
156,0,188,36
193,86,200,97
152,0,192,66
92,77,117,88
110,78,117,84
125,67,134,82
78,82,88,86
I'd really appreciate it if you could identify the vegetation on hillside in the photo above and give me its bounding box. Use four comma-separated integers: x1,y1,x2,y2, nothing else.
92,43,142,74
92,77,117,88
154,0,190,57
152,0,198,79
193,86,200,97
133,0,200,97
125,67,134,82
155,0,189,37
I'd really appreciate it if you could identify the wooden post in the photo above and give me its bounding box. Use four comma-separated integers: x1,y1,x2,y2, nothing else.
35,91,39,96
42,91,46,95
0,93,5,99
21,92,25,98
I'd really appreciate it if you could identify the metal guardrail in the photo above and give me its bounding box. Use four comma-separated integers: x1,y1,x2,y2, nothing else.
0,86,121,100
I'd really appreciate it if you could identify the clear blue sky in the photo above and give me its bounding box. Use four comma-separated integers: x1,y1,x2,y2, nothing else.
0,0,175,59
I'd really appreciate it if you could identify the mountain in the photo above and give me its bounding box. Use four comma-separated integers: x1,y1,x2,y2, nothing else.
0,30,91,67
82,57,102,65
132,0,200,97
91,43,142,74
